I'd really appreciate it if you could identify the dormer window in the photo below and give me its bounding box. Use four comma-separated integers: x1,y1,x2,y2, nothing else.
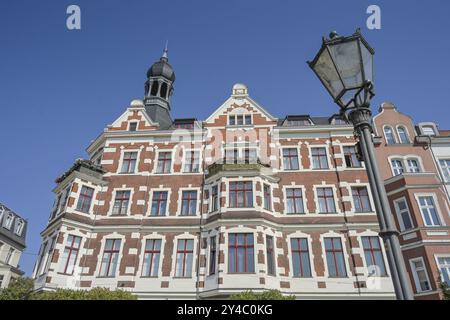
287,119,312,126
129,122,137,132
173,118,196,129
284,115,313,126
14,219,24,236
422,126,436,136
229,114,251,126
3,212,14,230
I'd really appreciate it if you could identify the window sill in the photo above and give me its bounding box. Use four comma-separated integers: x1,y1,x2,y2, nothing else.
228,272,256,275
96,276,117,279
57,272,75,276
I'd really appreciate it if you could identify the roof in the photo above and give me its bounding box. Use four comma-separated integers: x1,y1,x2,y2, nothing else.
0,202,27,248
55,159,105,184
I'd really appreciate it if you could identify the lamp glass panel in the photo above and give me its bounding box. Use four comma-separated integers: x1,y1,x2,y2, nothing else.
360,41,374,83
312,47,344,99
328,40,363,89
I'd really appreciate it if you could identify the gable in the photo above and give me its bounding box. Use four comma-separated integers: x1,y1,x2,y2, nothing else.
108,105,158,131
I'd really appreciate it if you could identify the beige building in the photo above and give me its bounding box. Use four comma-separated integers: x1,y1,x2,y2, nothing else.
0,203,27,288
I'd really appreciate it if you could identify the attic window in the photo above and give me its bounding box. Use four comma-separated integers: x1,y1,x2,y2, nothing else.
129,122,138,131
229,114,252,126
422,125,436,136
287,119,312,126
332,118,347,125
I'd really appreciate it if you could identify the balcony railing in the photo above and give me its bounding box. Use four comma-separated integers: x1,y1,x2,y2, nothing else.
206,158,271,179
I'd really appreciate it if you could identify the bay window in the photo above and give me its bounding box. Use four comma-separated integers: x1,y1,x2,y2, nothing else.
228,233,254,273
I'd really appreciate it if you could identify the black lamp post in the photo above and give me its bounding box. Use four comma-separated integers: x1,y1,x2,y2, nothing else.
307,29,414,300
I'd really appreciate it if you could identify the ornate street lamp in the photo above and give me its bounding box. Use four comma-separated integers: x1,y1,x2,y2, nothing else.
308,29,414,300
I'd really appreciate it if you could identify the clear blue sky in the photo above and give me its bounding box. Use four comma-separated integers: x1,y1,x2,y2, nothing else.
1,0,449,275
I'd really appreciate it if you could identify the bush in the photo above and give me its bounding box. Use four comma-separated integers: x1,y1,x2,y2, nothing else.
0,277,137,300
32,287,137,300
439,280,450,300
229,289,295,300
0,277,35,300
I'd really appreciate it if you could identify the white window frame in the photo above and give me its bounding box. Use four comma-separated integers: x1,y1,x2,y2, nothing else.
396,125,411,144
319,231,351,278
383,125,397,144
3,212,14,230
434,254,450,286
438,158,450,182
225,179,256,210
414,193,444,227
171,234,197,278
307,144,332,170
177,187,201,217
137,235,165,278
280,146,302,171
286,231,316,278
117,148,141,174
108,187,134,217
153,149,174,174
393,197,414,231
409,257,432,293
95,233,125,278
181,148,202,173
282,184,308,214
313,184,340,214
348,183,375,214
148,187,171,217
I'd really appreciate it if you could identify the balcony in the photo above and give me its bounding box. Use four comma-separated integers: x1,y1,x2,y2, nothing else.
205,159,277,181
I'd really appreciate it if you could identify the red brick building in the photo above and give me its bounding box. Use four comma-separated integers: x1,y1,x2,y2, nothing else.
32,50,396,299
373,102,450,299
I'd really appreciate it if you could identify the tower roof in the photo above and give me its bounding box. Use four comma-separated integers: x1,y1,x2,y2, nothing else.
146,45,175,81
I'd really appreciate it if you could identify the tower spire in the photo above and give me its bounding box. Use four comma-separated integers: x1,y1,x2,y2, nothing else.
161,40,168,61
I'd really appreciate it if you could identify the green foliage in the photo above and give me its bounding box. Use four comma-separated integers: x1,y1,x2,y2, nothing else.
0,277,136,300
0,277,35,300
229,289,295,300
439,280,450,300
32,287,137,300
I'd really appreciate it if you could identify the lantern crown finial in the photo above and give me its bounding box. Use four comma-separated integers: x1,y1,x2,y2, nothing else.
329,31,339,39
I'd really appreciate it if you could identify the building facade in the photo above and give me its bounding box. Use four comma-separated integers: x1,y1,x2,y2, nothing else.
373,103,450,299
32,50,396,299
0,202,27,288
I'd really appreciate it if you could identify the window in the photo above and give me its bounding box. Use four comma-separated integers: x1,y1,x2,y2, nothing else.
211,185,219,212
129,122,137,132
437,257,450,286
317,188,336,213
229,181,253,208
3,212,14,230
406,159,420,173
156,152,172,173
287,119,312,126
410,258,431,292
439,159,450,182
0,275,3,288
397,126,410,144
362,236,387,276
5,248,14,265
343,146,362,168
14,219,24,236
60,185,71,214
422,126,435,136
120,151,138,173
181,191,198,215
174,122,194,129
229,114,252,126
311,147,329,169
286,188,304,214
391,159,404,176
184,151,200,173
394,198,413,231
263,184,271,211
59,235,81,275
243,148,257,164
112,190,130,216
228,233,254,273
291,238,311,277
43,236,56,272
384,126,396,144
352,187,372,212
175,239,194,277
225,149,238,164
35,242,48,275
51,194,62,219
99,239,121,277
417,196,441,226
266,236,275,276
209,237,217,276
282,148,299,170
141,239,161,277
76,186,94,213
324,238,347,277
150,191,168,216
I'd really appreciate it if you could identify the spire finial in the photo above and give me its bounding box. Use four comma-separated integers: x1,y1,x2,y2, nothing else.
161,40,168,61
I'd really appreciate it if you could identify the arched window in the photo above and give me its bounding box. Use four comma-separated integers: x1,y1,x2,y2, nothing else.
150,81,159,96
397,126,410,144
160,82,168,99
391,159,404,176
384,126,396,144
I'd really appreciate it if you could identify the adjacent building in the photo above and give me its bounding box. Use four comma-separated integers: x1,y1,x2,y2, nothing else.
373,103,450,299
0,202,27,288
32,49,396,299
